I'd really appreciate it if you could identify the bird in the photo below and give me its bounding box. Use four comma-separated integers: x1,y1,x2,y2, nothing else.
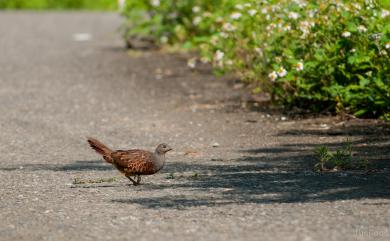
87,137,172,185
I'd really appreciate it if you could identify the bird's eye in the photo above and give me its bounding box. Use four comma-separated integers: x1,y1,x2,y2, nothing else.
162,144,166,148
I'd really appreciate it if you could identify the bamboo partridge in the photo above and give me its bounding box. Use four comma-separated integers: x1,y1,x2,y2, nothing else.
87,137,172,185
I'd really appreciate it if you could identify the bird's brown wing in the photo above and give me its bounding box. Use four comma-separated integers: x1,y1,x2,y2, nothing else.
110,150,156,175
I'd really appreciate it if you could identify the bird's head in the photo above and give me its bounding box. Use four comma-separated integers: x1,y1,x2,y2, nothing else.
155,143,173,155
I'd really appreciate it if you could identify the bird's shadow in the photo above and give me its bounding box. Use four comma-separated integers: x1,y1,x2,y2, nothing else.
112,122,390,209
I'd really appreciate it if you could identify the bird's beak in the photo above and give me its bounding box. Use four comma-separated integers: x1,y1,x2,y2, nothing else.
167,146,173,152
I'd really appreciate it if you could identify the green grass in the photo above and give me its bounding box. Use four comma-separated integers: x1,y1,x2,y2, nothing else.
0,0,118,10
314,141,369,172
72,176,120,184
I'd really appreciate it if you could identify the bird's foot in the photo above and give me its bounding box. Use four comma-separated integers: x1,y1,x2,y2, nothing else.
135,175,141,185
126,176,139,186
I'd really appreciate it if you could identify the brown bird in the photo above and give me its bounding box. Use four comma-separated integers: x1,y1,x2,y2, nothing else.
87,137,172,185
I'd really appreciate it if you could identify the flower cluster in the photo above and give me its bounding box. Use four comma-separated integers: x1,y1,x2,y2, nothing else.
124,0,390,118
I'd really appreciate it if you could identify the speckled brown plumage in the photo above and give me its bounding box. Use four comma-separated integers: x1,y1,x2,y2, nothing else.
87,137,172,185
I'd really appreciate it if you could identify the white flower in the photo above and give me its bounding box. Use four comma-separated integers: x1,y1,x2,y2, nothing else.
187,58,197,69
371,33,381,41
350,48,356,53
248,9,257,16
268,71,278,81
230,12,242,20
266,23,275,31
150,0,160,7
254,48,263,57
216,17,224,23
192,16,202,25
226,60,233,66
288,12,300,20
372,33,381,41
381,10,390,18
192,6,201,13
299,21,315,30
366,0,375,9
299,22,307,30
210,35,219,45
160,36,168,43
293,0,307,8
118,0,126,10
243,3,251,8
283,25,291,31
385,42,390,49
380,50,387,56
308,10,317,18
296,62,304,71
342,31,351,38
357,25,367,33
277,67,287,77
235,4,244,10
352,3,361,10
203,12,212,17
215,50,224,61
261,8,268,14
223,23,236,31
271,5,280,12
220,32,228,38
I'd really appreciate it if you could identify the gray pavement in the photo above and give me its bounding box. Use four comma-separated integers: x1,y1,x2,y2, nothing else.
0,12,389,241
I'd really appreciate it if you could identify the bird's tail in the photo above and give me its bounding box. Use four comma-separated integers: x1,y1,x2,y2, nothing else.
87,137,113,163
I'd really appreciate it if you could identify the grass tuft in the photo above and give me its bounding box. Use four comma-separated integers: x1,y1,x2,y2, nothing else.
314,140,369,172
72,176,120,184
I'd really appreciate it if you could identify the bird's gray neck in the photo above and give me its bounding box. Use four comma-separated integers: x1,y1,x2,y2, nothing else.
153,152,166,171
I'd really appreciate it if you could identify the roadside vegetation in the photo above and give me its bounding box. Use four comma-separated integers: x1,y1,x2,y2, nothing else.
314,141,369,172
123,0,390,120
0,0,117,10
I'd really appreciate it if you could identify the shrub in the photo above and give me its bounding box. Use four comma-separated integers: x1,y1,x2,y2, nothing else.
122,0,236,46
123,0,390,119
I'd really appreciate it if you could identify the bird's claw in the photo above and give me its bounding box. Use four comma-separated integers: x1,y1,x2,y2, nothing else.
126,175,141,186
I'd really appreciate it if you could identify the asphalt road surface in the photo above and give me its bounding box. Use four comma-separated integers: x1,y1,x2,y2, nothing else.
0,12,389,241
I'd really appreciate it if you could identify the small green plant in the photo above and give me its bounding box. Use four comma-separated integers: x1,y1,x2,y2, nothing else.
165,173,175,179
72,176,119,184
314,141,368,172
192,172,199,179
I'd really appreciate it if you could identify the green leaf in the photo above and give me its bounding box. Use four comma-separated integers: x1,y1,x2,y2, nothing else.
357,75,370,86
182,41,193,49
354,109,368,117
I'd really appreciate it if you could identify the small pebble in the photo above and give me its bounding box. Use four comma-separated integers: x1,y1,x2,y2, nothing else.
72,33,91,42
212,142,220,147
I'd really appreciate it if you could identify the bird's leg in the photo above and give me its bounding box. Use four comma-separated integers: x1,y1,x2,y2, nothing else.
135,175,141,185
126,175,138,186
